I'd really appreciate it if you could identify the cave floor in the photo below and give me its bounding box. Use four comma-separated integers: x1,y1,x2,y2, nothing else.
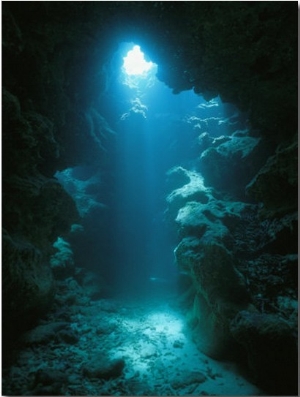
3,289,265,396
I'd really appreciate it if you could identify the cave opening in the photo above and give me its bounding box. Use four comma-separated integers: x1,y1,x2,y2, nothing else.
122,44,156,76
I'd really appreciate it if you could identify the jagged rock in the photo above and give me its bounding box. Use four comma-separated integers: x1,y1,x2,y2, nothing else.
230,310,298,395
82,356,125,379
50,237,74,280
175,239,250,310
31,368,69,396
23,322,69,346
2,88,59,177
175,201,230,241
57,329,79,344
166,169,214,221
34,368,68,386
175,238,252,358
170,370,206,389
175,199,251,243
2,230,55,362
246,137,297,217
54,277,90,307
166,166,191,191
81,271,106,299
198,133,268,196
3,174,79,251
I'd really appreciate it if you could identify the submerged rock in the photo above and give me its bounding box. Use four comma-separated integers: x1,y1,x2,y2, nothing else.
166,168,214,221
22,322,69,346
170,370,207,389
175,199,251,244
175,238,252,358
50,237,74,280
246,137,297,217
82,356,125,380
230,310,298,395
31,368,69,396
166,166,191,191
2,230,56,365
198,133,269,197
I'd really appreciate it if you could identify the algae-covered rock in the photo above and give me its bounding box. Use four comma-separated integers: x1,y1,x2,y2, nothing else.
2,231,56,322
23,322,69,346
50,237,74,280
175,238,251,358
230,310,298,395
175,199,251,243
175,239,250,309
2,230,56,365
198,133,268,196
166,169,214,221
82,355,125,379
165,166,191,191
175,201,230,241
246,137,297,217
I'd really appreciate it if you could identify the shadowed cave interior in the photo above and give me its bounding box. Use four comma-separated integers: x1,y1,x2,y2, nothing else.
2,2,298,396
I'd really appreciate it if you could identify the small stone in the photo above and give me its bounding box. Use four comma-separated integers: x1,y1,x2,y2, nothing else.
82,357,125,379
34,368,68,387
171,370,207,389
23,322,69,345
57,329,79,344
173,340,184,348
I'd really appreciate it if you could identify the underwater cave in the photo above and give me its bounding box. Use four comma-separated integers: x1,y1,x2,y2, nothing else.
2,2,298,396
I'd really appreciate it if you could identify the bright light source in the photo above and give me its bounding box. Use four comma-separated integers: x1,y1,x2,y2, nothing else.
123,45,155,76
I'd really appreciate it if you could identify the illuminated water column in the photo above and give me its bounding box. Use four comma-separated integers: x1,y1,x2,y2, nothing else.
111,45,161,291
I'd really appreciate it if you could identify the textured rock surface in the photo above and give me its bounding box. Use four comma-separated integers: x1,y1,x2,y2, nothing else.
2,231,56,365
198,132,272,197
50,237,74,280
246,135,298,217
230,311,298,395
82,356,125,380
175,238,252,359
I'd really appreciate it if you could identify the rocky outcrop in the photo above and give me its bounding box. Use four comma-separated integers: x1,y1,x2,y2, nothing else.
197,131,273,198
246,135,298,217
175,237,253,358
230,311,298,395
167,163,297,393
2,231,55,365
50,237,75,280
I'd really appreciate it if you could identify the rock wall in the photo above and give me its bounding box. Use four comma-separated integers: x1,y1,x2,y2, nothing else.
166,139,297,393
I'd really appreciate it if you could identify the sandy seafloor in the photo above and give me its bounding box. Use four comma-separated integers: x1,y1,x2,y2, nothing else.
2,286,265,396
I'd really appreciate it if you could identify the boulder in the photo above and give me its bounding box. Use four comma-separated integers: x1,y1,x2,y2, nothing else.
82,355,125,380
230,310,298,395
2,230,56,365
170,370,206,389
175,238,252,358
50,237,74,280
165,166,191,191
166,169,214,221
246,137,297,217
2,231,56,325
22,322,69,346
198,132,269,197
175,199,250,242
